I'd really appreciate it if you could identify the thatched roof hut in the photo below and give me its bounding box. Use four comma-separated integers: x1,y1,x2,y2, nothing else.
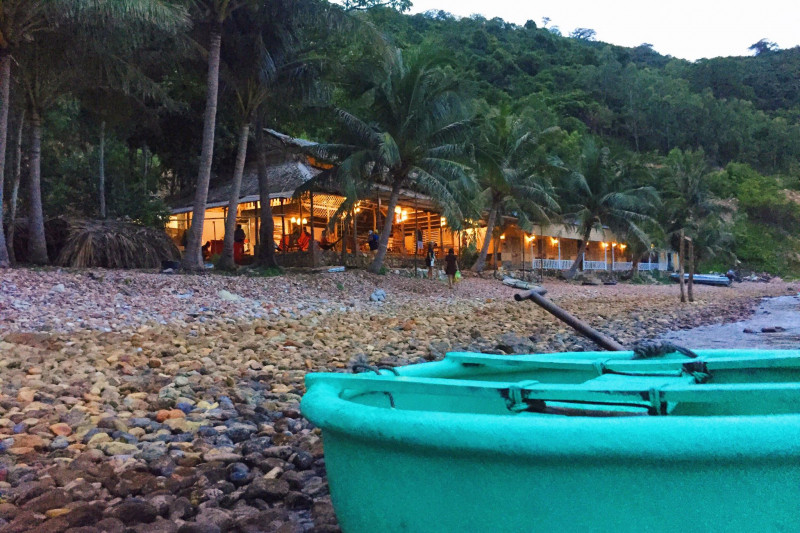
12,218,179,268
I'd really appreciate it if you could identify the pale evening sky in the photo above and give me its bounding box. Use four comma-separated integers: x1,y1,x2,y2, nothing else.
400,0,800,61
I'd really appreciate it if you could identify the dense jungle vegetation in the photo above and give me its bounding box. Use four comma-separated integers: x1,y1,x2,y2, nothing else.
1,1,798,275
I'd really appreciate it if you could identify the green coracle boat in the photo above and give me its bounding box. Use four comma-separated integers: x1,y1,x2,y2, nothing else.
301,348,800,533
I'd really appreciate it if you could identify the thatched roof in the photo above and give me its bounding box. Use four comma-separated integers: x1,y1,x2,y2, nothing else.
11,218,179,268
168,129,445,215
169,160,323,214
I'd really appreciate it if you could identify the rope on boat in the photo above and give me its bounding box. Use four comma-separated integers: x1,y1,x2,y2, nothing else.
351,364,399,375
599,341,711,383
351,364,397,407
631,340,700,360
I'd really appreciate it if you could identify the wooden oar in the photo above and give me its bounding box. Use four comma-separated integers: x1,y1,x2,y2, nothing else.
514,289,626,351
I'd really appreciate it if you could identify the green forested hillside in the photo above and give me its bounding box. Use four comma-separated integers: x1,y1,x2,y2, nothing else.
364,9,800,174
1,2,798,275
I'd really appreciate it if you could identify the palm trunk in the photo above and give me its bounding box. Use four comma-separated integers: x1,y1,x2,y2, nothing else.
678,229,686,303
255,126,278,269
218,122,250,271
368,180,402,274
99,120,106,219
0,52,11,267
182,25,222,270
27,109,48,265
472,203,498,273
567,226,592,279
687,238,695,303
8,110,24,264
631,256,640,277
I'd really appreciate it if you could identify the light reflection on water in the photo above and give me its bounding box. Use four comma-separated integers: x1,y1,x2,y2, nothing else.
659,294,800,350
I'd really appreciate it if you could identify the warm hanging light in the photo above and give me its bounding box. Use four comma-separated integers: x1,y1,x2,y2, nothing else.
302,218,308,225
601,242,608,248
619,244,627,250
290,217,297,224
394,206,402,213
355,207,361,213
550,237,559,245
500,234,506,240
612,242,617,247
440,216,447,227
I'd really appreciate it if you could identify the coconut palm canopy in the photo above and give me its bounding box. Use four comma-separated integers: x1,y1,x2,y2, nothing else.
553,138,658,277
309,48,474,273
470,106,560,272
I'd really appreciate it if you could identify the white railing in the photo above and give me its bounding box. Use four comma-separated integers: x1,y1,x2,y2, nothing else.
531,259,574,270
529,259,661,272
638,262,661,271
583,260,608,271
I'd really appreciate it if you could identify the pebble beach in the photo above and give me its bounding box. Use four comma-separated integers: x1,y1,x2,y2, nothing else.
0,268,795,532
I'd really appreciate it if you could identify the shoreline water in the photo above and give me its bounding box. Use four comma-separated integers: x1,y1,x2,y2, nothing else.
659,292,800,349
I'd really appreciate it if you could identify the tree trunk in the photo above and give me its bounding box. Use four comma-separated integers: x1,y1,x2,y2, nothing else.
217,122,249,271
631,256,640,277
27,110,48,265
142,144,149,189
99,120,107,219
687,238,695,303
0,52,11,267
182,25,222,271
567,226,592,279
368,180,402,274
678,229,686,303
471,203,498,273
255,126,278,269
8,109,24,264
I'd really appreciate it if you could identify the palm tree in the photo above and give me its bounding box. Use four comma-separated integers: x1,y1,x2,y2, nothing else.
0,1,187,266
660,148,731,301
553,138,658,278
181,0,254,270
470,107,559,273
217,0,334,270
312,49,472,274
11,1,187,265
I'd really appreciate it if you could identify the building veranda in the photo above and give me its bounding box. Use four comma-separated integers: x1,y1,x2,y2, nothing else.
166,131,670,274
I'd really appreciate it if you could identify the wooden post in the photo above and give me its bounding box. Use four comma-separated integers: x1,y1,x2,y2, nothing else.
352,205,358,260
515,290,625,351
309,191,316,265
280,198,286,258
678,229,686,303
254,201,260,248
687,237,694,303
414,197,419,277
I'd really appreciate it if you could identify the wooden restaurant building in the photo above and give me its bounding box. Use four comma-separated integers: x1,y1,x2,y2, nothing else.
166,131,668,273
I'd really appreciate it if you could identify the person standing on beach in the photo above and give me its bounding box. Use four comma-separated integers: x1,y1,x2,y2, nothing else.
426,242,436,279
444,248,459,288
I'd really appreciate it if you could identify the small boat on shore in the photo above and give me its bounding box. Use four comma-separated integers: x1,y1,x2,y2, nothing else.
302,349,800,533
669,272,731,286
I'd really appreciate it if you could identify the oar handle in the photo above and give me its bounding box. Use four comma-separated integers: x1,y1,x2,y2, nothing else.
515,290,626,352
